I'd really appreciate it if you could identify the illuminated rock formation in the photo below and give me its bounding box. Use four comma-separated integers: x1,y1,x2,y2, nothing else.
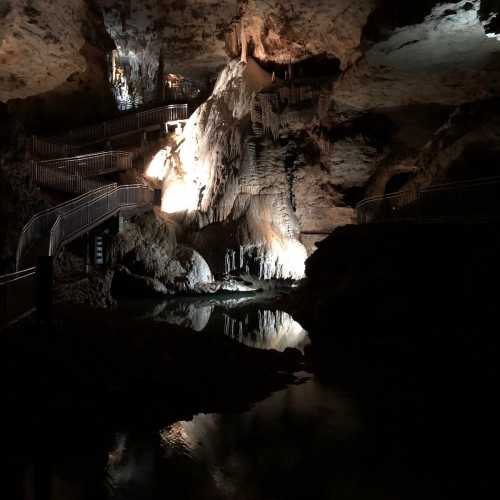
147,58,311,280
3,0,500,291
110,212,216,295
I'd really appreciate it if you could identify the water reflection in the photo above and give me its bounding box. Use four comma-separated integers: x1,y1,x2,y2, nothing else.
107,376,359,500
117,294,310,352
223,310,308,352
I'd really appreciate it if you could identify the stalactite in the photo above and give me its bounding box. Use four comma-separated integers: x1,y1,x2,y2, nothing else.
258,94,281,140
279,85,315,106
225,24,240,58
318,133,333,155
241,23,248,64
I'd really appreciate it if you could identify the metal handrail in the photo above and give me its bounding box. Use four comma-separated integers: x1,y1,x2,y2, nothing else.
357,176,500,208
3,183,153,325
0,267,36,285
0,267,37,326
46,103,189,145
356,176,500,224
31,151,134,195
16,184,117,270
30,103,190,157
29,135,82,159
32,163,110,196
39,150,132,170
47,184,153,258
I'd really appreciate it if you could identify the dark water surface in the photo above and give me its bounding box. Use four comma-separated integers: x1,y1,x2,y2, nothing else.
2,293,497,499
115,292,310,353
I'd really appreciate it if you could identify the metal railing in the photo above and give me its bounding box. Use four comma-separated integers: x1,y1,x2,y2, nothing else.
16,185,117,270
48,184,154,258
37,151,133,176
0,267,36,326
29,135,82,159
46,103,189,146
3,183,154,325
32,163,108,195
31,151,134,194
16,183,154,270
357,176,500,224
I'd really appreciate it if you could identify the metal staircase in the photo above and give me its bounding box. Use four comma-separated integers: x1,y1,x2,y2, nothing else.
30,103,189,156
31,151,134,195
1,102,193,327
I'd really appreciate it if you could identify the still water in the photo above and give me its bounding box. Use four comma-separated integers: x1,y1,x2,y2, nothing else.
106,375,357,500
105,295,358,498
4,294,493,499
116,293,310,353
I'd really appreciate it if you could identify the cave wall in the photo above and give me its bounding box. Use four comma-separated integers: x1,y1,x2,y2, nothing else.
3,0,500,284
141,0,500,282
149,57,383,277
0,0,115,131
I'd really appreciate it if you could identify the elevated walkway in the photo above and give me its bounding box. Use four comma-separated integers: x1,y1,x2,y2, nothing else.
16,183,154,269
1,183,155,327
30,103,190,157
356,176,500,224
2,103,190,327
31,151,134,195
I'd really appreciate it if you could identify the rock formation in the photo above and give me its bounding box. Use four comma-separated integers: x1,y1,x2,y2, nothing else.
2,0,500,289
0,0,115,128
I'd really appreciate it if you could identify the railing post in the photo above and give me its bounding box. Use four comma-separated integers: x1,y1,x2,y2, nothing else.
416,188,421,223
84,233,90,275
35,256,53,325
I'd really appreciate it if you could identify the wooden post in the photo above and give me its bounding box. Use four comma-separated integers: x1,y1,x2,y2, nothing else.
35,256,53,325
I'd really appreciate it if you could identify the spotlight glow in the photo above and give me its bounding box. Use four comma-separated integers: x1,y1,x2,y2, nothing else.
259,237,307,280
161,177,199,213
160,114,211,214
279,238,308,279
145,149,168,181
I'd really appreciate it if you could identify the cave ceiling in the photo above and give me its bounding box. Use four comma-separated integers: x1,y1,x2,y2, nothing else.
2,1,500,105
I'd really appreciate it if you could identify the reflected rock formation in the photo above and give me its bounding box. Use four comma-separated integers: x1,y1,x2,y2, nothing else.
158,379,358,500
223,309,309,353
106,379,358,500
125,295,309,352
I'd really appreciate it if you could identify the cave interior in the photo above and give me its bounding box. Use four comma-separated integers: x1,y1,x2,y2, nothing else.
0,1,499,499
